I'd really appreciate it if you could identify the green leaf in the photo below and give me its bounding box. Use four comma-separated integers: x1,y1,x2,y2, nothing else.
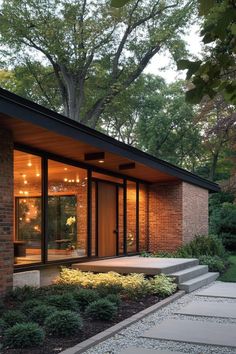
111,0,131,8
199,0,216,16
231,23,236,35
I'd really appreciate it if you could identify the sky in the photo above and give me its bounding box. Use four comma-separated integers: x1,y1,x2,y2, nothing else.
144,23,202,83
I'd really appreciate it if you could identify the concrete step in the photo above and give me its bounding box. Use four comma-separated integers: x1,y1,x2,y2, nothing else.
169,265,208,283
178,272,219,293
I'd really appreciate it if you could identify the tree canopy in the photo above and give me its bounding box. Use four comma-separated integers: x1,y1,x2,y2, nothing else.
0,0,194,127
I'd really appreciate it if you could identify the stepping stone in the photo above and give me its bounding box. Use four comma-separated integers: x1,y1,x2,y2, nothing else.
142,319,236,347
175,301,236,318
197,282,236,298
119,348,183,354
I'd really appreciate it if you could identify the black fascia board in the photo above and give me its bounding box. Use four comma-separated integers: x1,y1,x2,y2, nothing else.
0,88,220,192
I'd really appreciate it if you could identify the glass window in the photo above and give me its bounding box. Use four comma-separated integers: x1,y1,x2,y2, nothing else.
127,181,137,253
48,160,87,260
139,184,148,252
14,150,42,265
118,186,124,255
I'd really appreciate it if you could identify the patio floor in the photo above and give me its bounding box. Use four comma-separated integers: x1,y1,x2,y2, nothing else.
73,256,199,275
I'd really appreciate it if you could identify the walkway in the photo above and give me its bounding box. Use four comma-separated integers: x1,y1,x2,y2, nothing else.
84,281,236,354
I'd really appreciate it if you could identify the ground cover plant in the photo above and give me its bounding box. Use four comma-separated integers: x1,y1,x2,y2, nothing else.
0,271,177,353
141,234,229,274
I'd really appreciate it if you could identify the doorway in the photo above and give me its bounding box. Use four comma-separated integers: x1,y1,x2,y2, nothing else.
97,181,118,257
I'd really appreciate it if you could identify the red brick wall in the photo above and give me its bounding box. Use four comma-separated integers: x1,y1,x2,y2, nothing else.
148,182,183,252
182,182,209,244
0,129,14,296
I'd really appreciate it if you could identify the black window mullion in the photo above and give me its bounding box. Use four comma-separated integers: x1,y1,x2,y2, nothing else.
123,179,127,255
42,157,48,264
136,181,139,253
87,169,92,257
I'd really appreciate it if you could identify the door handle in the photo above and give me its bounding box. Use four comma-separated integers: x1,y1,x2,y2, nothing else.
113,229,118,234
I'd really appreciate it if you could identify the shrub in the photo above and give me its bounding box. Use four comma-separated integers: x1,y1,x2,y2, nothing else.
176,235,226,258
199,255,227,273
45,310,83,337
150,274,177,297
0,319,6,334
72,289,100,311
38,283,79,296
5,286,38,303
85,299,118,320
56,269,151,299
29,305,57,325
21,299,44,315
105,294,121,307
46,293,78,312
2,310,27,328
3,322,45,348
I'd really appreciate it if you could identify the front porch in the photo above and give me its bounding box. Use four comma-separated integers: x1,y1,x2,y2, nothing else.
73,256,219,293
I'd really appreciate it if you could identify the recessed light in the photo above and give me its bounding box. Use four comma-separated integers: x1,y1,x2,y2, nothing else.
98,160,104,163
24,180,28,184
64,167,68,171
76,179,80,183
27,162,32,167
36,173,40,177
19,190,23,194
72,179,75,182
22,174,26,178
64,178,68,182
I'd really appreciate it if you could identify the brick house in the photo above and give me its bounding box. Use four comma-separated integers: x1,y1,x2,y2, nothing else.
0,88,219,295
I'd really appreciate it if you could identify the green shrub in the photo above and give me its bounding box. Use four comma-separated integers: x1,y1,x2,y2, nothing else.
3,322,45,348
95,283,123,296
46,293,78,312
21,299,44,315
199,255,227,273
0,319,6,334
38,283,79,296
150,274,177,297
85,299,118,320
29,305,57,325
5,286,38,303
45,310,83,337
105,294,121,307
2,310,27,328
72,289,100,311
176,235,226,258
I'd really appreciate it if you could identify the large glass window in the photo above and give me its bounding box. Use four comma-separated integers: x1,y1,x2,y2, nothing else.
139,184,148,252
127,180,137,253
14,150,42,265
47,160,87,260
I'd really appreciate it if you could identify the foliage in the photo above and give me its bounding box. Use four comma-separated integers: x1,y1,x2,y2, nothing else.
210,202,236,251
56,268,176,299
84,299,118,321
5,285,38,303
21,299,44,315
209,191,235,214
0,319,6,335
150,275,177,297
0,0,194,126
3,322,45,349
29,305,57,325
45,293,78,312
178,1,236,105
2,310,27,328
143,235,227,259
72,289,100,311
198,255,227,273
219,254,236,282
44,310,83,337
105,294,122,307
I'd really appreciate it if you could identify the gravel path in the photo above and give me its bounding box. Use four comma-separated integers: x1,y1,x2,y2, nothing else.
84,282,236,354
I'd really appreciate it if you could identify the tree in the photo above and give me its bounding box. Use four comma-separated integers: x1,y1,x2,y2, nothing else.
195,96,236,181
178,0,236,105
0,0,194,127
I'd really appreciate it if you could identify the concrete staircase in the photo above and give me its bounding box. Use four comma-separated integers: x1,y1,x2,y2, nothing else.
168,260,219,293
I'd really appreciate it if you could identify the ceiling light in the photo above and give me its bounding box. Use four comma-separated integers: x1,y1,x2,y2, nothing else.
22,174,26,178
27,162,32,167
76,179,80,183
98,160,104,163
64,167,68,171
36,173,40,177
19,190,23,194
24,180,28,184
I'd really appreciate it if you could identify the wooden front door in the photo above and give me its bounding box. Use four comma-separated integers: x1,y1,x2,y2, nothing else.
98,182,117,257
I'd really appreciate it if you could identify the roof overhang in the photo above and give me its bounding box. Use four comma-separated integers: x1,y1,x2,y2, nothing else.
0,88,220,192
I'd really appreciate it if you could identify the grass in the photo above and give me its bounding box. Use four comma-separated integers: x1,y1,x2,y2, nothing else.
219,254,236,282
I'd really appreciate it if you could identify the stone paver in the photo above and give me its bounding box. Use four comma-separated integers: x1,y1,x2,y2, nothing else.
175,301,236,318
197,282,236,298
143,319,236,347
119,348,184,354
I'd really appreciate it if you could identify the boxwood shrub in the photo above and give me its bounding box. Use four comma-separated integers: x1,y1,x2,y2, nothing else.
45,310,83,337
85,299,118,320
46,293,78,312
29,304,57,325
72,288,100,311
2,310,27,328
21,299,44,315
3,322,45,348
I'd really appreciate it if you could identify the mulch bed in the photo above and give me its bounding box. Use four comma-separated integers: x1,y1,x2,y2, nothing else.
1,295,161,354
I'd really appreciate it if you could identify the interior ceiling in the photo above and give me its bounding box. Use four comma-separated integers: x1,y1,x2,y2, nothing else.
1,114,179,184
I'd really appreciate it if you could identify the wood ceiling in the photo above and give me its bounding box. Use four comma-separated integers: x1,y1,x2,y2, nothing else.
2,113,179,184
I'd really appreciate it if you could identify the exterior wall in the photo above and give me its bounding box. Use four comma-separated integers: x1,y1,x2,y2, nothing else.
148,181,209,253
182,182,209,244
148,182,183,252
0,129,14,296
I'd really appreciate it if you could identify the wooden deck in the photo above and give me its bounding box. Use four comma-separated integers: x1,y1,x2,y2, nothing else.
73,256,199,275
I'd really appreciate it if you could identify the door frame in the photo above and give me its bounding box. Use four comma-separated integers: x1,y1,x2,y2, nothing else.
92,178,123,258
